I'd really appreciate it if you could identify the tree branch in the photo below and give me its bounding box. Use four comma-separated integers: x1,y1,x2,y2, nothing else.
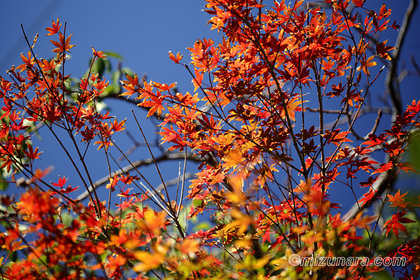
386,0,418,120
344,0,419,221
76,152,202,201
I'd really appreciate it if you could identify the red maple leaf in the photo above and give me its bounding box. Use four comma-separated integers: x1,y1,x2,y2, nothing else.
384,211,416,238
358,188,377,207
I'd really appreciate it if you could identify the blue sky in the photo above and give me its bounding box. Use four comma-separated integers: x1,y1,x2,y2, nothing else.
0,1,216,91
0,1,419,211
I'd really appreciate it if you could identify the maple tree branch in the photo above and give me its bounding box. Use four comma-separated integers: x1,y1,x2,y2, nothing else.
346,109,382,141
104,147,113,230
132,110,173,210
306,106,392,115
146,172,194,202
343,0,418,222
109,139,183,222
117,129,161,161
76,151,202,201
411,55,420,75
323,107,392,132
176,148,188,217
386,0,418,120
343,164,397,222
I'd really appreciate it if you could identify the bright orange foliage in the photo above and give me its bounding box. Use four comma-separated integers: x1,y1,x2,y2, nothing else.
1,1,420,279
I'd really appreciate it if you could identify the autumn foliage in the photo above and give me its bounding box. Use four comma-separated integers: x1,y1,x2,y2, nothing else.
1,0,420,279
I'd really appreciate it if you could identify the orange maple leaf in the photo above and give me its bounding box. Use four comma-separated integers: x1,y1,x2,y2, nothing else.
324,129,352,146
223,148,244,170
50,33,75,54
45,18,61,36
357,55,377,76
141,95,165,118
387,190,409,208
284,96,305,122
373,161,393,175
92,46,106,58
111,118,126,132
169,51,183,63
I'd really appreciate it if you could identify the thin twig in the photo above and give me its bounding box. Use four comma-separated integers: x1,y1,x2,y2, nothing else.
76,151,201,201
177,148,188,217
131,110,172,209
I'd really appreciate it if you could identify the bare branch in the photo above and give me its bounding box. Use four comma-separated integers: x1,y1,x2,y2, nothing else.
343,0,419,221
385,0,418,120
76,152,202,201
151,172,194,200
411,55,420,75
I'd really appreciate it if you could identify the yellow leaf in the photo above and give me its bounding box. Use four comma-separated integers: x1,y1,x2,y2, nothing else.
271,248,299,270
133,251,164,272
133,243,168,272
225,173,247,205
234,234,253,248
284,96,306,122
223,148,243,170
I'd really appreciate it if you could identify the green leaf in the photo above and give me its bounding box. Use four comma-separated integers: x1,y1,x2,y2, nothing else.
112,70,121,87
104,51,124,60
178,204,189,232
104,84,117,96
61,212,73,227
193,199,203,207
122,67,135,78
91,58,105,78
193,222,210,231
